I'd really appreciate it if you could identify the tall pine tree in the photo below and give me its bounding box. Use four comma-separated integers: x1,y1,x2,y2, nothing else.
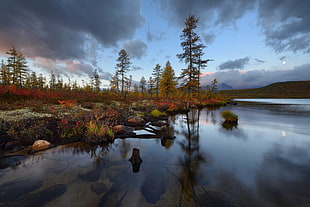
116,49,131,97
152,64,162,98
177,15,206,108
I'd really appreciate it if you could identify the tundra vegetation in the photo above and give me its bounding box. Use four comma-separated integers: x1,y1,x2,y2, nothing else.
0,15,227,150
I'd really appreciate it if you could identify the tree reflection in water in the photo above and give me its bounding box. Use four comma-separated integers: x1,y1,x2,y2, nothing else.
178,109,206,205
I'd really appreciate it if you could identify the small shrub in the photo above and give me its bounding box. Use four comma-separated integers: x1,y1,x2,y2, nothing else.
151,109,167,117
85,120,114,143
221,110,238,124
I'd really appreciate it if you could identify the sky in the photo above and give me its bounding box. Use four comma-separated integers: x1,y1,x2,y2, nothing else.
0,0,309,89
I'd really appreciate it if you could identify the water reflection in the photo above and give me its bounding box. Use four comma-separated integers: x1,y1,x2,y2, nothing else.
177,109,207,205
1,102,310,206
256,143,310,206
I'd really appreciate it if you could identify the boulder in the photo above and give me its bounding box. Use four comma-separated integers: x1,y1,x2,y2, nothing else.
126,116,146,126
112,125,134,134
31,140,52,151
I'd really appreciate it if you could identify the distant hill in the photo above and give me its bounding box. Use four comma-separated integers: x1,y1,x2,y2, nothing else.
219,81,310,98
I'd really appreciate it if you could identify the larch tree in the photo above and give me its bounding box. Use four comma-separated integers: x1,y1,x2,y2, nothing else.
110,71,120,93
139,76,147,96
152,64,162,98
160,61,177,102
116,49,131,97
91,69,101,93
0,60,10,85
177,15,206,108
6,47,29,87
148,76,155,97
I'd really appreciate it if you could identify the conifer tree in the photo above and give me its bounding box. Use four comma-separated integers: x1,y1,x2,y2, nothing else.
152,64,162,97
91,69,101,92
160,61,177,102
177,15,206,107
148,76,155,97
110,71,120,93
6,47,29,87
116,49,131,97
0,60,10,85
49,71,57,90
139,76,147,96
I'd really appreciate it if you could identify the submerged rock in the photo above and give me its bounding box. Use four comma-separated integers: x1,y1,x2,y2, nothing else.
15,184,67,207
79,166,103,182
141,166,166,204
90,183,108,195
0,178,43,202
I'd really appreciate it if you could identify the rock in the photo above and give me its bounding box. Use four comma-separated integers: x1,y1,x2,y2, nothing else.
0,178,43,202
141,166,166,204
128,148,142,173
31,140,52,151
0,155,27,169
126,116,146,126
79,166,103,182
112,125,134,134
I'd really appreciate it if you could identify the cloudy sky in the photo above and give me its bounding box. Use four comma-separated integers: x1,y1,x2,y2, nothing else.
0,0,309,89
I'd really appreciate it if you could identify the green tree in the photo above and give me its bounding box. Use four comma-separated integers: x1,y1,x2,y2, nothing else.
116,49,131,97
160,61,177,102
152,64,162,97
91,69,101,92
177,15,205,108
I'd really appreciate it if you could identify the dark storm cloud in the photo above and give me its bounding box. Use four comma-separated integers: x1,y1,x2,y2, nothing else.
280,56,286,61
158,0,256,27
0,0,144,60
258,0,310,53
219,57,250,70
159,0,310,53
122,39,147,59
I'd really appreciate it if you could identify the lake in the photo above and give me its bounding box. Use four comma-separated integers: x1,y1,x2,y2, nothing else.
1,99,310,207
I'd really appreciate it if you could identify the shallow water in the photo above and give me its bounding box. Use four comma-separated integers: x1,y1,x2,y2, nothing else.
1,99,310,207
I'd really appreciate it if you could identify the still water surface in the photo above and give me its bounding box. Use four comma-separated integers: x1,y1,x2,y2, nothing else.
1,99,310,206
